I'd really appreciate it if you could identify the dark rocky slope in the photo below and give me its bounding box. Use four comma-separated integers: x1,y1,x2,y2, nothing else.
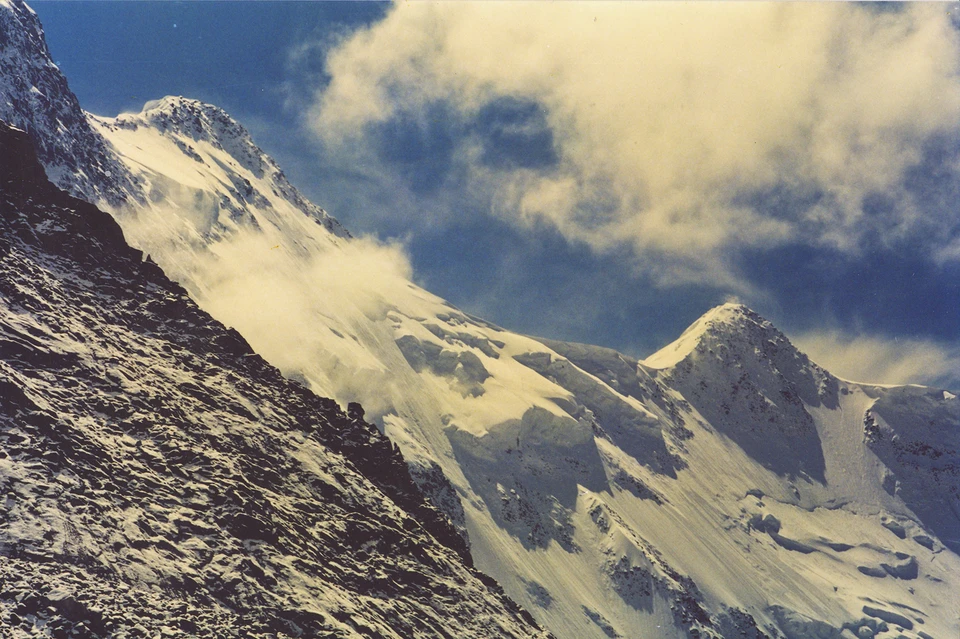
0,121,547,638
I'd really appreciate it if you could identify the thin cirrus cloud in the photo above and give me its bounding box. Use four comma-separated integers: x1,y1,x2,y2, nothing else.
793,331,960,390
306,2,960,286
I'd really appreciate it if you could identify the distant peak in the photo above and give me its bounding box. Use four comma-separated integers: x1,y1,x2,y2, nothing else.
113,95,254,148
140,95,225,118
643,303,774,369
100,94,352,238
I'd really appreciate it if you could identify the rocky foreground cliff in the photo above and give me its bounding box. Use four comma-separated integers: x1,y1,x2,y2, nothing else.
0,120,548,638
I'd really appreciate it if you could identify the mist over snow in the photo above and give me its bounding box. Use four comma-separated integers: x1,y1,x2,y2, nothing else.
793,331,960,389
124,206,418,406
193,234,420,405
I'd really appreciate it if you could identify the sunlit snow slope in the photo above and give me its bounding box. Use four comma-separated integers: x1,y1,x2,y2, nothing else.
3,2,958,636
92,100,960,639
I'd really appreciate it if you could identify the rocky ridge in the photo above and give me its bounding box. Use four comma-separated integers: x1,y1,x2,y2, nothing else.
0,120,548,638
92,96,349,239
0,0,138,206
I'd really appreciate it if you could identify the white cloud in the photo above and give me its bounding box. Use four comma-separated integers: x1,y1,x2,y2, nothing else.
194,232,412,367
124,199,420,413
793,330,960,389
306,2,960,284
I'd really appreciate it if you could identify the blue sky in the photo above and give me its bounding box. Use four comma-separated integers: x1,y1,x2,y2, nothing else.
30,1,960,389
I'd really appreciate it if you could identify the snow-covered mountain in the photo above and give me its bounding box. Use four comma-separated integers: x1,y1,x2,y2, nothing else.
2,1,958,637
0,0,138,206
0,119,548,638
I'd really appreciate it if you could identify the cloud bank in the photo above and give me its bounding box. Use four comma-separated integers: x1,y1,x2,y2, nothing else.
307,2,960,285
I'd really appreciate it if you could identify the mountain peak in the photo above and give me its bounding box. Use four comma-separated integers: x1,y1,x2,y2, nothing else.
143,95,213,112
116,95,255,148
100,94,350,238
645,301,838,481
104,95,268,180
140,95,232,123
643,302,769,369
643,302,833,400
